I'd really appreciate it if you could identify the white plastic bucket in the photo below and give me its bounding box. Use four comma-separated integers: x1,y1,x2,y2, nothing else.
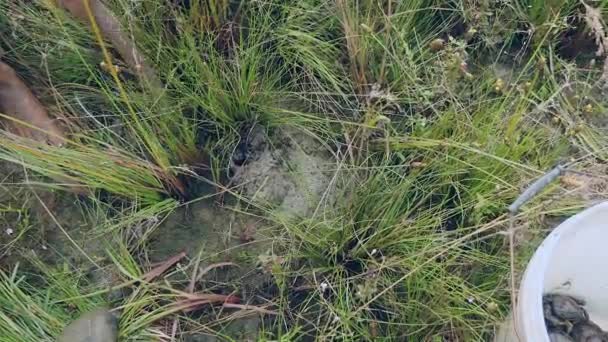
495,201,608,342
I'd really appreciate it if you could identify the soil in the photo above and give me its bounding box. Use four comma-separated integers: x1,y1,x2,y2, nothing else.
147,194,275,292
0,126,338,340
145,127,337,339
231,127,337,220
0,161,100,272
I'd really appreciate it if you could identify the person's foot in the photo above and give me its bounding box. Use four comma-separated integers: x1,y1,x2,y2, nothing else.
59,307,118,342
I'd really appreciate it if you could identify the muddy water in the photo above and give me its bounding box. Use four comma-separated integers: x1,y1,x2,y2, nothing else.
0,163,101,272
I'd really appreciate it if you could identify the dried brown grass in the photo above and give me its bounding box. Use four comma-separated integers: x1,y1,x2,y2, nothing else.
581,1,608,83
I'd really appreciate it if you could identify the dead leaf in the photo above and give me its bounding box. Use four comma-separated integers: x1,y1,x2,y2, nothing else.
0,61,65,145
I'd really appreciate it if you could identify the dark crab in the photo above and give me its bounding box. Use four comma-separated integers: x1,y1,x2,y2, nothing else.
544,293,588,333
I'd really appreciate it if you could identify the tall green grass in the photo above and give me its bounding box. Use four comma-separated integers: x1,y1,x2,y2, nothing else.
0,0,199,202
271,96,572,339
0,246,180,341
1,0,608,340
0,132,169,204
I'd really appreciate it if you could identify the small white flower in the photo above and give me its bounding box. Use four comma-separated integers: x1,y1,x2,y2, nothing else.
41,245,48,251
320,281,329,293
371,249,378,256
5,228,13,236
467,297,475,304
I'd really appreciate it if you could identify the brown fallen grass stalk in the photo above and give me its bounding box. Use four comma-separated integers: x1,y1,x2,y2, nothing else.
0,61,65,146
142,251,187,282
222,303,278,316
336,0,367,93
56,0,161,89
172,293,239,313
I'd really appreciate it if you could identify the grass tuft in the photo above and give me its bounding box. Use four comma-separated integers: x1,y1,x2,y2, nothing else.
2,0,608,340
